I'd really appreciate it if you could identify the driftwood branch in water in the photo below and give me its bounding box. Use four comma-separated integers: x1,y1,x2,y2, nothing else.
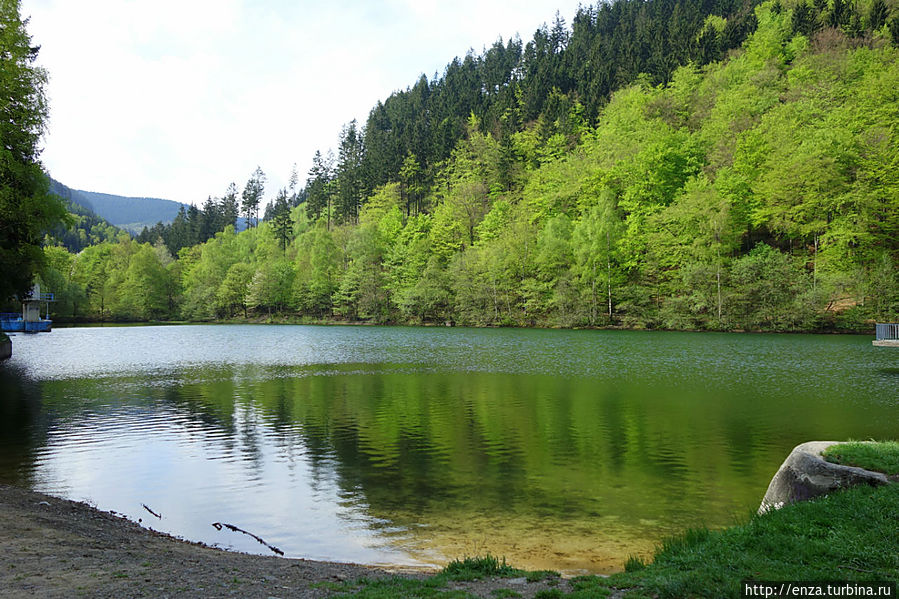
141,504,162,519
211,522,284,556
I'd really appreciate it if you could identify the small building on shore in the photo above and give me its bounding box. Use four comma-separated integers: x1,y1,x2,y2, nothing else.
0,282,53,334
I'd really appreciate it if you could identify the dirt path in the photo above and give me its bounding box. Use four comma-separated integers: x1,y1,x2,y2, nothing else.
0,484,590,598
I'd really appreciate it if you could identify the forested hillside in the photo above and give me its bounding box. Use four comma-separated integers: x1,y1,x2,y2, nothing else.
36,0,899,330
74,189,186,232
49,178,187,233
307,0,761,223
47,179,123,252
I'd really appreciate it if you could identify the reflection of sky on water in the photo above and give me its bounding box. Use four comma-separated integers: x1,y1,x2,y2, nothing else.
31,398,427,566
1,325,897,573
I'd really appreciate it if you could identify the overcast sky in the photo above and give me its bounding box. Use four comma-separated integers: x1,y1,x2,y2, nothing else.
22,0,586,206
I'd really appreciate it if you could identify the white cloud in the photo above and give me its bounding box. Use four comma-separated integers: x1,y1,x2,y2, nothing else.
22,0,583,206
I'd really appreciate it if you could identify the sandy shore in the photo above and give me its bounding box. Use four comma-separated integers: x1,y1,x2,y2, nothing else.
0,484,586,598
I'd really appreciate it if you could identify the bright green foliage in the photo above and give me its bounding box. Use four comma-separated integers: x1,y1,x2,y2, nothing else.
180,226,251,319
39,245,86,319
35,1,899,330
823,440,899,475
597,483,899,597
247,259,294,316
572,191,624,325
293,222,341,315
70,242,115,318
215,262,253,318
112,243,171,320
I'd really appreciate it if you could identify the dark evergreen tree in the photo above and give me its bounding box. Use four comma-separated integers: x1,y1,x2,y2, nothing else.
335,121,365,224
221,182,239,229
164,206,191,255
826,0,851,29
270,188,293,252
186,203,200,245
241,166,265,227
868,0,888,30
791,2,821,37
305,150,334,226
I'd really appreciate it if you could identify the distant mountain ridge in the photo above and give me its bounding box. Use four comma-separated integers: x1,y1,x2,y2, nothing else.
49,178,188,233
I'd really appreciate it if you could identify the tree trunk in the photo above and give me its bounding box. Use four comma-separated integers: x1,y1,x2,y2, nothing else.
606,231,613,319
813,235,818,290
717,246,722,325
492,277,499,323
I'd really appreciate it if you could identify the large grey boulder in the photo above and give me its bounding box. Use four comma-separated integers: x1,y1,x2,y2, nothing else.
759,441,891,514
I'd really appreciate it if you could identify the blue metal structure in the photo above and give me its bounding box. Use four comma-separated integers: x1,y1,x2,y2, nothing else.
0,313,24,333
2,284,54,333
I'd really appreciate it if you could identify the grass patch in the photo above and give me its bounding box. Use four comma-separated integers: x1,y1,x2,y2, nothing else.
601,483,899,598
823,441,899,475
442,554,523,581
623,555,646,572
527,570,561,583
333,575,471,598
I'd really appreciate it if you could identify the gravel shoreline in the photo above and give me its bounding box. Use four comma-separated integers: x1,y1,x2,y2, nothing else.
0,484,588,598
0,483,427,598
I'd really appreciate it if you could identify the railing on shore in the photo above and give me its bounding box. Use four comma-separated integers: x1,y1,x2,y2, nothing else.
874,323,899,347
876,323,899,341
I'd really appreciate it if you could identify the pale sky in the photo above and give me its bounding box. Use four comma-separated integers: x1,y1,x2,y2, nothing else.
22,0,586,206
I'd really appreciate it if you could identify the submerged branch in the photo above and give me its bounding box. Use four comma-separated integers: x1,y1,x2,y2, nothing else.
211,522,284,556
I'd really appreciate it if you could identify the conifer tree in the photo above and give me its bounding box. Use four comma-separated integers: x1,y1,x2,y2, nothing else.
241,167,266,228
270,188,293,252
221,183,240,229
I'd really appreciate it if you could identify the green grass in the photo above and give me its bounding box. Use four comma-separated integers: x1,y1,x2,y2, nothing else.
333,575,472,598
591,482,899,598
823,441,899,475
442,554,523,581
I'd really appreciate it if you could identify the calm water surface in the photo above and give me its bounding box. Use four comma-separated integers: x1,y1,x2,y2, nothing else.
0,325,896,573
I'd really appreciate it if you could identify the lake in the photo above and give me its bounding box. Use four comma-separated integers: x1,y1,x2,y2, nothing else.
0,325,896,573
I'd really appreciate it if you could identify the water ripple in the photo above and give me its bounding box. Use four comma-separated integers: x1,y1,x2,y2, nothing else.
2,324,897,574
